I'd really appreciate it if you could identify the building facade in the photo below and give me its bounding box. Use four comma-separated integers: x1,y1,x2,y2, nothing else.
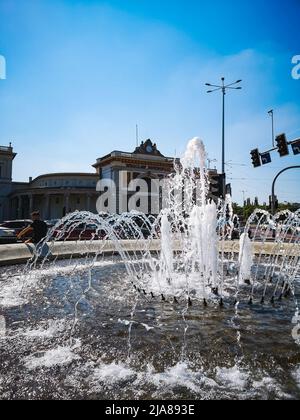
93,139,176,214
0,144,99,221
0,139,226,221
9,173,99,221
0,139,176,221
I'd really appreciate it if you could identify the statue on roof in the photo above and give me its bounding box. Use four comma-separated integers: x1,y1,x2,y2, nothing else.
134,139,164,157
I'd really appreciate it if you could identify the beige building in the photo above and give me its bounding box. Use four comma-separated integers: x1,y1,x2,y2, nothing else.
1,139,175,221
93,139,176,214
0,139,226,221
9,173,99,221
0,144,98,221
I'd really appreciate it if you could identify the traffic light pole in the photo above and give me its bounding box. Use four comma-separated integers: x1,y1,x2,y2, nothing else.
222,84,225,175
271,166,300,214
250,136,300,168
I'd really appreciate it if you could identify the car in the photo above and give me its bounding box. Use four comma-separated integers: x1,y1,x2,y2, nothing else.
51,223,105,241
114,215,156,239
45,219,60,229
0,220,33,242
0,227,17,244
0,220,32,235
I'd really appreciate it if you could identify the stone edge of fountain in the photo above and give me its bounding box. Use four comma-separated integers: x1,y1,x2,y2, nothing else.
0,240,298,267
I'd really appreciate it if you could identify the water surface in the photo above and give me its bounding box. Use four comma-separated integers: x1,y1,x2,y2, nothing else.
0,258,299,400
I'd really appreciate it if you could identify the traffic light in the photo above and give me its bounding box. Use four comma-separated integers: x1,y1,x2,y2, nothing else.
276,133,289,157
225,183,232,196
269,195,279,211
208,172,225,200
250,149,261,168
292,139,300,155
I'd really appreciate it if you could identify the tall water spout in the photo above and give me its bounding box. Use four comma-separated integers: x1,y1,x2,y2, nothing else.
160,212,174,287
239,232,254,283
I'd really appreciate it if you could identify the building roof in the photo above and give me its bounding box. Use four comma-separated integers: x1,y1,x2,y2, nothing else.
8,173,99,197
31,173,98,183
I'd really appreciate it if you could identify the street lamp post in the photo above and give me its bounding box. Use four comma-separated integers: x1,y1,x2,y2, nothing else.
206,77,242,197
268,109,275,148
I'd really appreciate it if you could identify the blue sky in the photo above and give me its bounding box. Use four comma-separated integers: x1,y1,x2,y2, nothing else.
0,0,299,204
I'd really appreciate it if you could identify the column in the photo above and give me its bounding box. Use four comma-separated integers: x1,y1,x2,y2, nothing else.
17,196,22,219
86,194,91,212
64,193,70,216
29,194,34,217
9,198,15,220
44,194,50,220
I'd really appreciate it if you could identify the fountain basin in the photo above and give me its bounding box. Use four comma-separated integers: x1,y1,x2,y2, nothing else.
0,259,299,400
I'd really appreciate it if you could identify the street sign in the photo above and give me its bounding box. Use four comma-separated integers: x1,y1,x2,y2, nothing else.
292,140,300,155
261,152,272,165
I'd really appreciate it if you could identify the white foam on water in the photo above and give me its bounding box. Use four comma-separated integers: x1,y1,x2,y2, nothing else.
30,260,116,280
24,342,81,370
292,366,300,389
141,323,154,332
61,358,295,399
252,375,292,399
91,362,136,385
21,319,66,339
118,319,154,332
118,319,132,326
0,260,117,309
0,275,35,308
67,361,209,397
215,365,249,390
0,315,6,338
252,376,275,389
149,362,206,394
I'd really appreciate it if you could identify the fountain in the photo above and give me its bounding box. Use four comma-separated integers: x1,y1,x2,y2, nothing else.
0,138,299,400
26,137,299,308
